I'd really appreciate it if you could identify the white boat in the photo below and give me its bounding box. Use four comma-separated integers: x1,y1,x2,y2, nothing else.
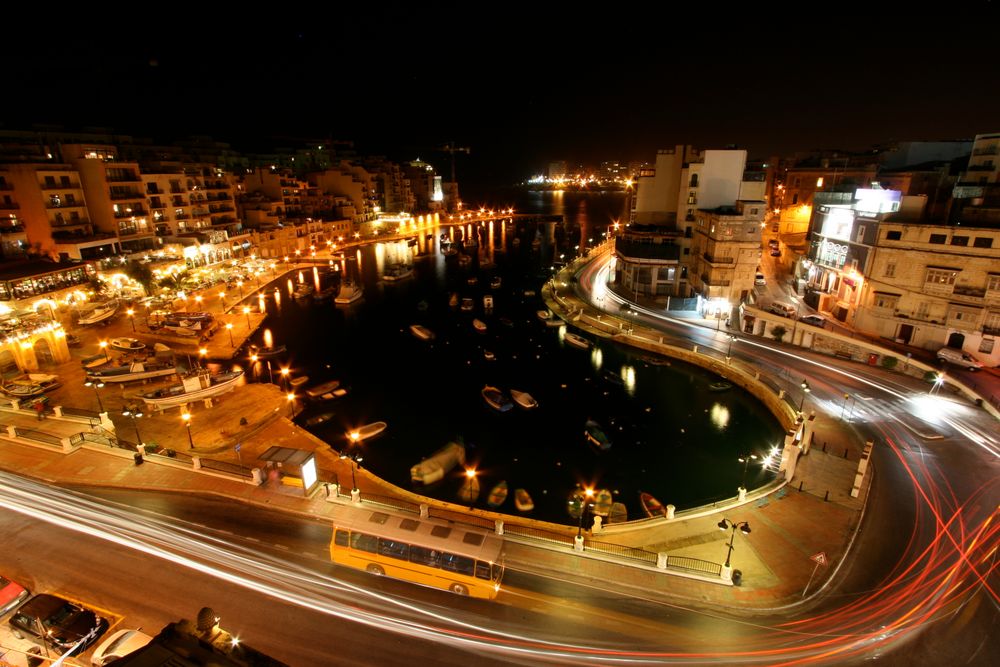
483,295,494,310
523,289,536,297
289,376,309,388
305,379,341,399
410,441,466,485
86,345,177,383
460,298,475,312
347,421,387,442
410,324,435,340
139,369,244,409
564,332,592,350
510,389,538,409
383,263,414,281
473,318,487,332
334,282,363,304
110,337,145,352
77,300,118,325
490,277,502,289
537,309,552,321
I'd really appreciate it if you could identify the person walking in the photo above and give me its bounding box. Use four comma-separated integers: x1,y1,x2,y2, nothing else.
34,401,45,421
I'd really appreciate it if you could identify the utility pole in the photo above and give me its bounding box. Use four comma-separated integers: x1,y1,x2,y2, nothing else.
439,141,471,184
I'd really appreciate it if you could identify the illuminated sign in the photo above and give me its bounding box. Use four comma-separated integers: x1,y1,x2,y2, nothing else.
301,456,317,490
819,208,855,242
854,188,901,215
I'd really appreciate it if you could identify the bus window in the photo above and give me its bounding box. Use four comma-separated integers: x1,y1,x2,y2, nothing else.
351,532,378,553
475,561,493,580
440,553,475,577
378,538,409,561
409,545,440,568
334,529,349,547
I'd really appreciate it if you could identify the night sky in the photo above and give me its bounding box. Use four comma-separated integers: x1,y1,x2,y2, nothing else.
4,5,1000,188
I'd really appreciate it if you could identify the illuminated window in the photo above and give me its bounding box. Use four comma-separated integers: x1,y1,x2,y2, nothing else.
874,294,898,310
925,268,957,286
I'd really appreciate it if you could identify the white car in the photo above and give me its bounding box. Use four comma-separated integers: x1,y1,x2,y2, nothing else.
799,314,826,328
91,628,153,666
936,348,984,371
768,302,796,318
754,272,767,286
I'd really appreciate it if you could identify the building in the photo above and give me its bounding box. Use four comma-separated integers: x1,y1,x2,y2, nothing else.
401,159,443,212
689,201,766,312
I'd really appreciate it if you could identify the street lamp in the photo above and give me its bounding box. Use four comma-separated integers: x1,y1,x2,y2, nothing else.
340,449,363,502
199,348,208,368
727,334,738,361
464,467,477,509
84,380,105,413
717,518,751,581
236,280,244,300
99,340,109,361
181,412,195,448
575,487,595,551
219,291,226,309
280,367,290,390
286,392,296,417
798,379,811,415
126,308,136,332
738,453,758,499
243,306,251,330
929,373,945,396
225,322,234,347
121,404,144,446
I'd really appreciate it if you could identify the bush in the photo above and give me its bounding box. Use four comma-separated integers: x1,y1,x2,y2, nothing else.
771,325,787,341
880,356,898,370
923,370,939,383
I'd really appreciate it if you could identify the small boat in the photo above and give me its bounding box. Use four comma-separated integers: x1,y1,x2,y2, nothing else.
499,316,514,328
523,290,536,297
293,284,315,299
608,502,628,524
472,318,487,332
410,441,466,485
163,311,213,323
593,489,613,517
467,276,478,286
140,369,244,409
565,332,592,350
347,421,387,442
305,412,334,427
110,337,145,352
77,300,118,325
383,264,414,282
65,333,83,347
709,382,733,392
458,254,472,266
510,389,538,409
482,385,513,412
490,277,502,289
460,298,475,312
584,419,612,450
514,488,534,512
457,475,481,503
334,282,363,304
536,309,552,321
640,492,666,518
289,376,309,388
483,295,494,310
602,370,624,386
0,380,47,398
320,388,348,400
487,481,508,508
410,324,435,340
448,293,459,308
484,350,495,361
314,286,337,302
305,379,340,399
86,357,178,383
249,344,287,360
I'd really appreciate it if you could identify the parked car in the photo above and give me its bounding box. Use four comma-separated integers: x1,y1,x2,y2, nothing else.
799,314,827,328
768,302,796,318
936,347,984,371
91,628,153,666
8,593,109,654
767,238,780,248
0,575,30,617
754,272,767,286
769,247,782,257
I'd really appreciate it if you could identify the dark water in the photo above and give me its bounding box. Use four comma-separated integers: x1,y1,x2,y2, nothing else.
250,193,782,526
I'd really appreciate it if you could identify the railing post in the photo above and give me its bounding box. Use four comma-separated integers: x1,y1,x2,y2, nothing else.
656,552,668,570
53,405,63,417
495,519,504,535
6,425,15,438
192,455,202,470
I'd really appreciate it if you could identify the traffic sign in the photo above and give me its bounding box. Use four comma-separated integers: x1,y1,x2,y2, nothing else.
811,552,828,566
235,442,242,452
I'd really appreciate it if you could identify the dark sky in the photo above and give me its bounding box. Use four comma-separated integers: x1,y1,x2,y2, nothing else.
4,4,1000,186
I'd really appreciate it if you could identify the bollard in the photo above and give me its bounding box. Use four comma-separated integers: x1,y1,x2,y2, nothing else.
419,504,429,518
666,504,676,519
844,448,849,459
824,490,829,502
798,481,803,492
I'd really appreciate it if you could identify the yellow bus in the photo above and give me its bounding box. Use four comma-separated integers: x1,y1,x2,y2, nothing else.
329,503,504,600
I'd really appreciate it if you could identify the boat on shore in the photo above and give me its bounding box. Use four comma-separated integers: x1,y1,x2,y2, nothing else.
347,421,386,442
593,489,613,517
249,344,287,360
472,318,487,332
334,282,363,304
86,354,178,383
510,389,538,409
410,441,466,485
565,332,592,350
139,369,244,410
709,382,733,392
608,502,628,524
77,300,118,325
640,492,666,518
305,379,340,399
110,337,145,352
514,488,534,512
584,419,612,450
410,324,435,340
482,385,513,412
0,373,60,398
487,480,508,508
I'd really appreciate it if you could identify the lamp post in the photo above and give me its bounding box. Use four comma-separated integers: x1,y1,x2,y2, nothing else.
280,367,290,390
286,392,296,417
219,291,226,310
236,281,244,300
226,323,234,347
464,467,477,509
798,379,811,415
126,308,136,332
181,412,195,448
574,487,595,551
727,334,738,362
84,380,105,413
99,340,109,361
737,453,758,500
929,373,945,396
199,348,208,368
243,306,251,331
717,518,751,583
339,450,362,503
122,404,144,446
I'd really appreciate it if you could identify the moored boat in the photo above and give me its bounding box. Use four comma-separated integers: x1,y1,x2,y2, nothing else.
593,489,613,517
608,502,628,524
460,298,474,312
86,357,178,383
509,389,538,409
564,332,592,350
305,379,341,398
249,344,287,360
536,309,552,321
640,492,666,518
514,488,534,512
709,381,733,392
584,419,612,450
410,441,466,485
383,263,414,281
347,421,387,442
334,282,363,304
472,318,487,332
289,376,309,388
483,295,494,310
77,300,118,325
487,480,508,508
139,369,244,410
305,412,334,427
481,385,513,412
410,324,435,340
490,277,502,289
110,337,145,352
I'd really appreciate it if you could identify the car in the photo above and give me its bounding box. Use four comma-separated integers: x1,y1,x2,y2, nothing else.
91,628,153,666
8,593,109,654
769,247,782,257
936,347,984,371
767,238,780,248
0,575,30,617
799,314,827,328
768,302,796,318
754,272,767,286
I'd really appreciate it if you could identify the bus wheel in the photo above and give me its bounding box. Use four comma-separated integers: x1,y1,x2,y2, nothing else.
367,564,385,576
450,583,469,596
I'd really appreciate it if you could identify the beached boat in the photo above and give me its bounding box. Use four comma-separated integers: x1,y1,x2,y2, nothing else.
487,480,509,508
248,344,287,360
110,337,145,352
584,419,612,450
523,289,536,297
305,379,340,399
565,332,592,350
410,441,466,485
608,502,628,524
86,347,178,383
484,350,495,360
305,412,334,427
457,475,481,503
460,298,475,312
482,385,513,412
640,492,666,518
472,318,487,332
139,369,244,409
510,389,538,409
593,489,613,517
0,381,46,398
602,369,625,386
514,488,534,512
483,295,494,310
334,282,363,304
490,277,502,289
347,421,387,442
77,300,118,325
410,324,435,340
709,382,733,392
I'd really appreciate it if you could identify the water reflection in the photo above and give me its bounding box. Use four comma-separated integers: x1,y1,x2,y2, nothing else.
710,403,731,431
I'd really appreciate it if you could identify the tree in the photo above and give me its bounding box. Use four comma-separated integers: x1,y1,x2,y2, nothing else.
125,260,154,295
771,325,787,341
880,356,898,370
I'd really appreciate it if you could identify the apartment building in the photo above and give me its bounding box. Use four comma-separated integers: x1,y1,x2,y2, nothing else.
689,201,766,308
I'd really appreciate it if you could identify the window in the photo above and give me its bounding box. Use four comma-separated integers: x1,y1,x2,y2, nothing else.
334,529,349,547
689,174,698,187
792,194,799,205
43,176,55,187
750,207,758,215
856,225,866,243
917,302,930,319
885,230,902,240
377,538,409,560
951,236,969,246
925,268,957,286
874,294,898,310
683,247,690,255
974,237,993,248
65,194,76,205
440,552,475,576
60,176,70,187
475,561,493,580
687,192,697,205
987,275,1000,292
980,338,995,354
408,545,440,568
884,262,896,278
350,532,378,553
928,234,946,244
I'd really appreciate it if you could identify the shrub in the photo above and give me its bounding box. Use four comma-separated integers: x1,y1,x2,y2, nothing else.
880,356,898,370
923,370,939,383
771,325,787,341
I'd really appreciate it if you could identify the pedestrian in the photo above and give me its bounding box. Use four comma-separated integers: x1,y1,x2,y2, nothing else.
34,401,45,421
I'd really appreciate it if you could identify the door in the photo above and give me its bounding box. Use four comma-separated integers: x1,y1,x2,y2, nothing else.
947,332,965,349
897,324,914,344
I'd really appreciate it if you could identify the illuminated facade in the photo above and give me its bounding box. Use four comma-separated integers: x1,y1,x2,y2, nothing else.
690,201,766,307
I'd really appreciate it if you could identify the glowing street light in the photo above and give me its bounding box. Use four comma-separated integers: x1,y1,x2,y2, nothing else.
727,334,738,361
798,379,811,415
243,306,251,330
465,467,477,509
286,392,296,417
718,518,751,582
181,412,195,448
126,308,136,332
225,322,234,347
574,487,595,551
99,340,109,361
84,380,105,413
121,404,144,445
738,453,758,499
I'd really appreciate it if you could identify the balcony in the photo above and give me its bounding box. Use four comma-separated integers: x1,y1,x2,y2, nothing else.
983,324,1000,336
46,200,85,209
702,252,735,265
0,224,25,235
700,273,731,287
966,164,996,172
175,213,190,220
953,284,987,298
209,204,234,214
114,208,147,219
106,174,140,182
118,227,153,238
109,190,144,201
41,181,80,190
51,219,91,228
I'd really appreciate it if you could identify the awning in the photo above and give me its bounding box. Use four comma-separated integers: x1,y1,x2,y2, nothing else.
258,446,314,467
